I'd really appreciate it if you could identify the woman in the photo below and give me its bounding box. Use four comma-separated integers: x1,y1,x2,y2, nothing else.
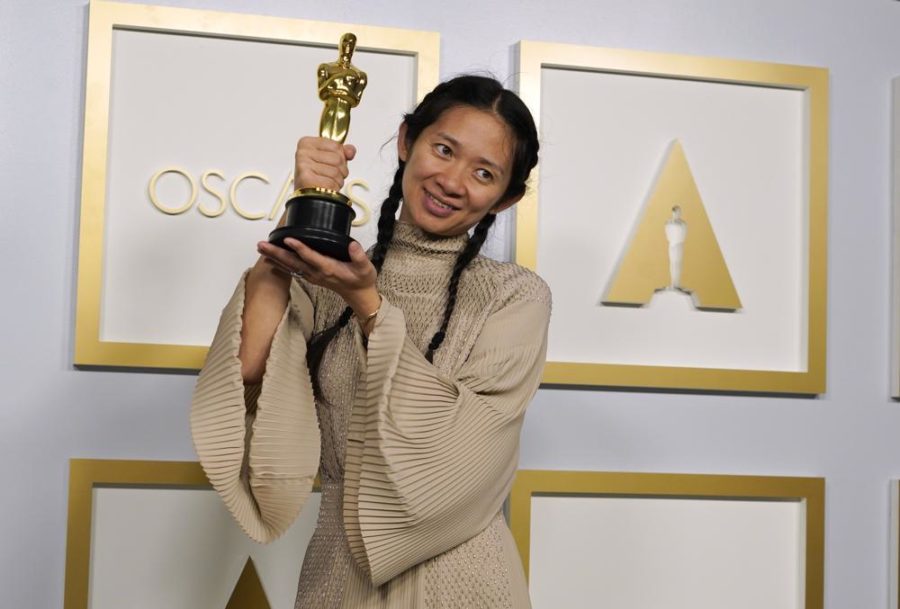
191,75,550,608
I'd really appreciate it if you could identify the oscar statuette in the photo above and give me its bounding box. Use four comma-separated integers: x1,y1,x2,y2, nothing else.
268,33,368,261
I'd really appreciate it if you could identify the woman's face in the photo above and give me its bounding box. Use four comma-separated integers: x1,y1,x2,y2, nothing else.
397,105,521,237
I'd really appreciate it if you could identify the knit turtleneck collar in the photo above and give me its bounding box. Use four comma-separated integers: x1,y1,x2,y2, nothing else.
390,221,468,260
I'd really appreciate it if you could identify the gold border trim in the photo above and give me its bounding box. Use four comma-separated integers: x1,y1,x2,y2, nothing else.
74,0,440,370
514,41,828,394
508,470,825,609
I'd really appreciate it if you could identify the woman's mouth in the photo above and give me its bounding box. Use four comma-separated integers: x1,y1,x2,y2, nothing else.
423,189,458,217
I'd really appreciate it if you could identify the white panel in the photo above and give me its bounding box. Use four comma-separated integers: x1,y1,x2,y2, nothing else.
529,495,804,609
89,487,321,609
101,29,415,345
538,67,806,371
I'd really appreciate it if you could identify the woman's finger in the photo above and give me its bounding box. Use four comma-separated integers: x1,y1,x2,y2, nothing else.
285,237,335,274
347,240,369,267
298,149,346,169
295,159,348,191
308,164,347,189
257,241,305,272
297,138,347,166
258,253,295,277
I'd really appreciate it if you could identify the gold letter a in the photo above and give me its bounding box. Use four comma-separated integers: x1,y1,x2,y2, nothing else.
225,558,271,609
603,140,741,311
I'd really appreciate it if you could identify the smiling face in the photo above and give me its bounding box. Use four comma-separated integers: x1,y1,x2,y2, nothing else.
397,105,522,237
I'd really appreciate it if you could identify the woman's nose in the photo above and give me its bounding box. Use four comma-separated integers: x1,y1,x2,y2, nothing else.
435,162,465,196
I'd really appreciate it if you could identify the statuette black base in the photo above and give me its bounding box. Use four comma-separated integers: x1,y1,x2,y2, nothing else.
268,188,356,262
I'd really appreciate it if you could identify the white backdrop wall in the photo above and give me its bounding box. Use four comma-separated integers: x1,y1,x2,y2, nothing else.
2,0,899,607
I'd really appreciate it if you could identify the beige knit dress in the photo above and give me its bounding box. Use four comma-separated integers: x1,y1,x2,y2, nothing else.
191,222,551,609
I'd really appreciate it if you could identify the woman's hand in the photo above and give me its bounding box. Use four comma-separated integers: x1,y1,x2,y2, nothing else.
253,136,381,331
294,136,357,191
257,237,381,323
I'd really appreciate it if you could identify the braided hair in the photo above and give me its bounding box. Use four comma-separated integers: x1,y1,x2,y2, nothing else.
307,75,539,393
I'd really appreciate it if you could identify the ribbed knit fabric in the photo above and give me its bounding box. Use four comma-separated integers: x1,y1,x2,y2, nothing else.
191,222,551,609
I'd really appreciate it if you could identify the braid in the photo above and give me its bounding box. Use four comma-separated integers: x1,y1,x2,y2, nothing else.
369,162,404,273
305,305,353,396
305,163,404,396
425,213,496,363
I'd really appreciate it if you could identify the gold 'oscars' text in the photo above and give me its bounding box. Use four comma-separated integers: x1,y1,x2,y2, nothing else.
147,167,373,225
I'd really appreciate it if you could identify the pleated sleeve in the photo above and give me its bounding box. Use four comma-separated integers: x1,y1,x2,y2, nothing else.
343,288,550,585
190,273,321,543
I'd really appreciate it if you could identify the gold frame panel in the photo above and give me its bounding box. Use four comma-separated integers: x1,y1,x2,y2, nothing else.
64,459,210,609
75,0,440,369
515,41,828,394
64,458,321,609
509,470,825,609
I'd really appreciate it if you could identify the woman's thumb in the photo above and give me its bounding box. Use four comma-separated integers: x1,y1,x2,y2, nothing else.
348,240,366,262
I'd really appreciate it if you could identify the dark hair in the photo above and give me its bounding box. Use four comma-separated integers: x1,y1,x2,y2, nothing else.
307,75,539,394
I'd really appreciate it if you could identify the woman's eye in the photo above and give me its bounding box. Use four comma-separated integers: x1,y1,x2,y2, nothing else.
475,168,494,182
435,143,451,157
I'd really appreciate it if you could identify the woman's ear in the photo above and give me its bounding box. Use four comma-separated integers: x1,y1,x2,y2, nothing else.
490,192,524,215
397,123,409,162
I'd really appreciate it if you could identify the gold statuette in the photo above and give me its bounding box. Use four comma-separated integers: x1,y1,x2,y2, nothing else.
317,33,368,144
268,33,368,261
